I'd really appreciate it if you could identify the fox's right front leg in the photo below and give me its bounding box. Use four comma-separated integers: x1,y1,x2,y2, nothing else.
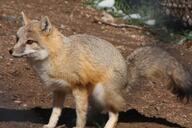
43,91,65,128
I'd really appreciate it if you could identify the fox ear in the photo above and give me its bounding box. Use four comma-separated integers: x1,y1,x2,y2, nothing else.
21,11,29,25
40,16,52,34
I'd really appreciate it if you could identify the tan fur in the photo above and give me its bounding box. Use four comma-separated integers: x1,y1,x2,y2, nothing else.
33,28,109,87
10,14,127,128
127,46,192,101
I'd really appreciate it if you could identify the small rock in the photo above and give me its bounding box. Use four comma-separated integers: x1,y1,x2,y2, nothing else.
9,58,14,61
98,21,102,24
14,100,22,104
117,10,125,16
97,0,115,9
123,15,130,20
60,24,65,29
101,26,105,30
85,14,90,18
26,4,32,8
129,13,141,19
155,106,160,111
101,12,114,23
6,63,11,66
22,104,28,107
181,52,184,56
144,19,156,26
64,1,68,4
145,32,151,35
123,13,142,20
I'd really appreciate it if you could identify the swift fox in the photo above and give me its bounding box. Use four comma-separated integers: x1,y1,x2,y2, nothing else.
9,12,128,128
127,46,192,101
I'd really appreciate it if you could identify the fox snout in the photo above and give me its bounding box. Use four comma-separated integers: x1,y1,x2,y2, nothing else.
9,48,19,58
9,48,23,58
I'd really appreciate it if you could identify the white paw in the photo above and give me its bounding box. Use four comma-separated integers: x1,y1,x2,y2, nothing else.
43,124,55,128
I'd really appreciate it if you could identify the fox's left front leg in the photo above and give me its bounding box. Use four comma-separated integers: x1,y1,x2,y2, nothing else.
43,91,65,128
72,87,88,128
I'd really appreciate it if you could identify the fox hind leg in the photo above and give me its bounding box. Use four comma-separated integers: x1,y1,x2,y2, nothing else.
43,91,65,128
93,83,124,128
104,90,122,128
104,111,119,128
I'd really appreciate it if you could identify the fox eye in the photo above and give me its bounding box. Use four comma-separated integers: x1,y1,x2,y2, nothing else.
26,40,34,45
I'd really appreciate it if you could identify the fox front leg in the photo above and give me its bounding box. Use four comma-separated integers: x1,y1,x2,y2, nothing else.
43,91,65,128
72,87,88,128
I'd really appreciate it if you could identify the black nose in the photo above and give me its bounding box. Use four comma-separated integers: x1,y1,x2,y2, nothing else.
9,49,13,55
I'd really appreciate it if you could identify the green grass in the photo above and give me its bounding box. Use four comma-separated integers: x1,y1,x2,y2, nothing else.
177,31,192,44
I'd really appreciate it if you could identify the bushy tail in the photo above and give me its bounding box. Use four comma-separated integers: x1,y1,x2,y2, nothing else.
126,46,192,102
169,65,192,101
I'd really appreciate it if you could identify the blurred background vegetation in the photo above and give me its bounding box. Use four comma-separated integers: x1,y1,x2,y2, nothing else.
87,0,192,44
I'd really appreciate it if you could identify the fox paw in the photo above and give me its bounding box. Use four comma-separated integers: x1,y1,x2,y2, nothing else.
43,124,55,128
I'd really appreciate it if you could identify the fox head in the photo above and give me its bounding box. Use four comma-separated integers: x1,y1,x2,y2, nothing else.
9,12,54,61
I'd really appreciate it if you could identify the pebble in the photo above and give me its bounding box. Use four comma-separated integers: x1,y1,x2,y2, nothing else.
6,63,11,66
129,13,141,19
85,14,90,18
14,100,22,104
155,106,160,111
22,104,28,107
101,12,114,23
60,24,65,29
144,19,156,26
9,58,14,61
64,1,68,4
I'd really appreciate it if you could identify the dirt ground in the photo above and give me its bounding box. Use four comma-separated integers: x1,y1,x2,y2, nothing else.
0,0,192,128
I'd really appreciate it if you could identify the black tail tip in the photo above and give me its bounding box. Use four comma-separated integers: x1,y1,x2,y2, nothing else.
174,89,191,103
169,85,192,103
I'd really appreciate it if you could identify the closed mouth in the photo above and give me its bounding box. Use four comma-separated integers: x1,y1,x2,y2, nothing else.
12,53,27,58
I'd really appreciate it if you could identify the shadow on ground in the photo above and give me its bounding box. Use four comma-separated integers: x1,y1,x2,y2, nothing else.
0,107,185,128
